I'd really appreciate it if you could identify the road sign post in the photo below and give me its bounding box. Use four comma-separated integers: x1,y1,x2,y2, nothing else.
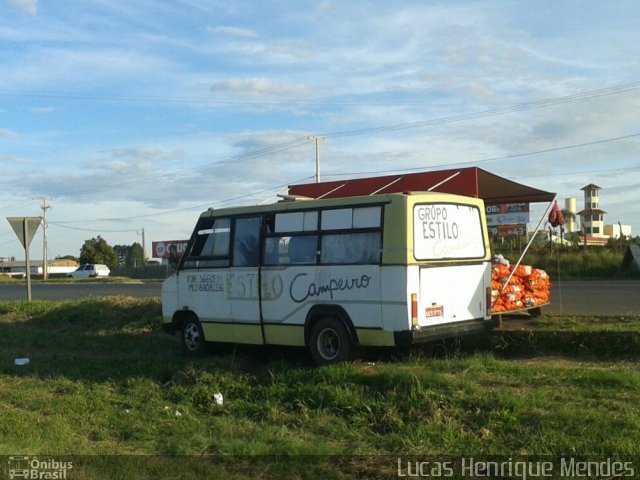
6,217,42,302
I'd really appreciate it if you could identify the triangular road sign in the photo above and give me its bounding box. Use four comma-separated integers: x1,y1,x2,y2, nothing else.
7,217,42,248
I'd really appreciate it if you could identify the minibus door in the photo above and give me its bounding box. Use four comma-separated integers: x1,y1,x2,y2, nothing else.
228,216,264,344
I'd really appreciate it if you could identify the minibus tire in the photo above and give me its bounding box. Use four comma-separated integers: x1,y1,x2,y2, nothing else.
181,315,205,356
309,317,352,366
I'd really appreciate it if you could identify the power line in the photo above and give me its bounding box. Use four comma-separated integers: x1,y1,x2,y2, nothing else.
0,90,495,107
321,132,640,178
20,130,640,225
2,80,640,108
52,175,315,224
3,80,640,210
0,199,41,213
40,136,312,201
65,80,640,196
320,81,640,138
513,165,640,180
48,222,140,233
13,162,639,232
3,82,640,223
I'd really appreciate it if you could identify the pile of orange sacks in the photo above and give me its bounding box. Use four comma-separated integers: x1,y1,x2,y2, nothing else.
491,259,550,313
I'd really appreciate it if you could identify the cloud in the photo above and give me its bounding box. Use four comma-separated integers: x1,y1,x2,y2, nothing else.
0,47,176,90
211,77,313,98
105,147,185,163
205,25,258,38
7,0,38,16
0,130,310,211
0,128,19,139
29,106,55,114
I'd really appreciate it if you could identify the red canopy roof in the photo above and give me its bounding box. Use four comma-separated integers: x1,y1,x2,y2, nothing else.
288,167,555,204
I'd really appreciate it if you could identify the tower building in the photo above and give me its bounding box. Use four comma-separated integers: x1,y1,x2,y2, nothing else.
577,184,606,240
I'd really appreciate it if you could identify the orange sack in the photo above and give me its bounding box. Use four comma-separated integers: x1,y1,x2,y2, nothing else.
491,260,550,312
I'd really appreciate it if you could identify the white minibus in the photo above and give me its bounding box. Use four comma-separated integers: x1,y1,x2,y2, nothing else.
161,192,493,365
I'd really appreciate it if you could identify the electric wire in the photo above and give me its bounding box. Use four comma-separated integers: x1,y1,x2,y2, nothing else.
44,136,312,200
2,81,640,224
5,79,640,204
2,79,640,108
48,223,140,233
52,175,315,224
320,132,640,178
319,81,640,138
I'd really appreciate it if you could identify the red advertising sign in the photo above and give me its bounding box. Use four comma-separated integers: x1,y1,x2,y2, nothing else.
485,203,529,215
488,225,527,238
152,240,189,259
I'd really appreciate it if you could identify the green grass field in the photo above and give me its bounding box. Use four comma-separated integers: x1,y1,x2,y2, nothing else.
1,297,639,478
493,246,640,280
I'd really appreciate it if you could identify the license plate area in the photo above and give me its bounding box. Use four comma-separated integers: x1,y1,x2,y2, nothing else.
425,305,444,318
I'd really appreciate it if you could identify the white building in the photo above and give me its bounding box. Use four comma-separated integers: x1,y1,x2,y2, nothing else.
0,259,78,277
577,184,606,238
604,223,632,240
575,184,632,245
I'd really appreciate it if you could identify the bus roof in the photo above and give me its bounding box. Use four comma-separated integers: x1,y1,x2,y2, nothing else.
198,191,484,219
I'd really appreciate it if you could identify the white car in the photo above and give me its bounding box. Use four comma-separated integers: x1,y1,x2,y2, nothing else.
66,264,110,278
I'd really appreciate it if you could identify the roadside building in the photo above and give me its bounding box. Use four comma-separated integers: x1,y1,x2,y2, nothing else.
0,258,78,278
576,184,632,245
604,223,632,240
577,184,606,241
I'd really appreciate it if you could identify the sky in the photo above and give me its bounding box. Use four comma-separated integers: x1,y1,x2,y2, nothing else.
1,0,639,260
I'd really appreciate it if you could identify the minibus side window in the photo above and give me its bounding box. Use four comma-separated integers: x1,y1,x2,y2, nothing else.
263,235,318,266
319,206,382,265
233,217,261,267
183,217,231,268
263,211,318,266
262,206,382,266
321,232,380,264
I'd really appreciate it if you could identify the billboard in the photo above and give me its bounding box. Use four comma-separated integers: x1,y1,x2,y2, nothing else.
486,212,530,226
485,203,530,227
485,203,529,215
152,240,189,259
489,224,527,238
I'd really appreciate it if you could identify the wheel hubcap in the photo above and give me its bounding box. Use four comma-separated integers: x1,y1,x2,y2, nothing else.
317,328,340,360
184,323,201,350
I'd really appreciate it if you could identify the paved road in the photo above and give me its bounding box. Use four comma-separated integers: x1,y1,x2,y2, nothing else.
0,280,639,315
544,280,640,316
0,282,161,301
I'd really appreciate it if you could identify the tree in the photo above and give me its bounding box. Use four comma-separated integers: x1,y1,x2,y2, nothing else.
79,236,118,269
113,242,145,267
56,254,79,262
129,242,144,267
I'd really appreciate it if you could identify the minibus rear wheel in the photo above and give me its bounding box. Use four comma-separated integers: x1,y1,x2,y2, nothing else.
309,317,352,366
181,315,205,356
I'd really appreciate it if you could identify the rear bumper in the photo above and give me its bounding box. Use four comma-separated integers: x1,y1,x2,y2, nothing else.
394,318,493,347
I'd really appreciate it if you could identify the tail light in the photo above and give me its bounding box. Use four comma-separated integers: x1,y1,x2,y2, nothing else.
411,293,418,328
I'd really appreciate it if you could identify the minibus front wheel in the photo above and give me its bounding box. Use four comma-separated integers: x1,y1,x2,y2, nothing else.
181,315,205,356
309,317,353,366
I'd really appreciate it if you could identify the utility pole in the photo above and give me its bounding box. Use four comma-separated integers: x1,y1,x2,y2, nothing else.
40,198,52,280
141,228,147,264
308,136,325,183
